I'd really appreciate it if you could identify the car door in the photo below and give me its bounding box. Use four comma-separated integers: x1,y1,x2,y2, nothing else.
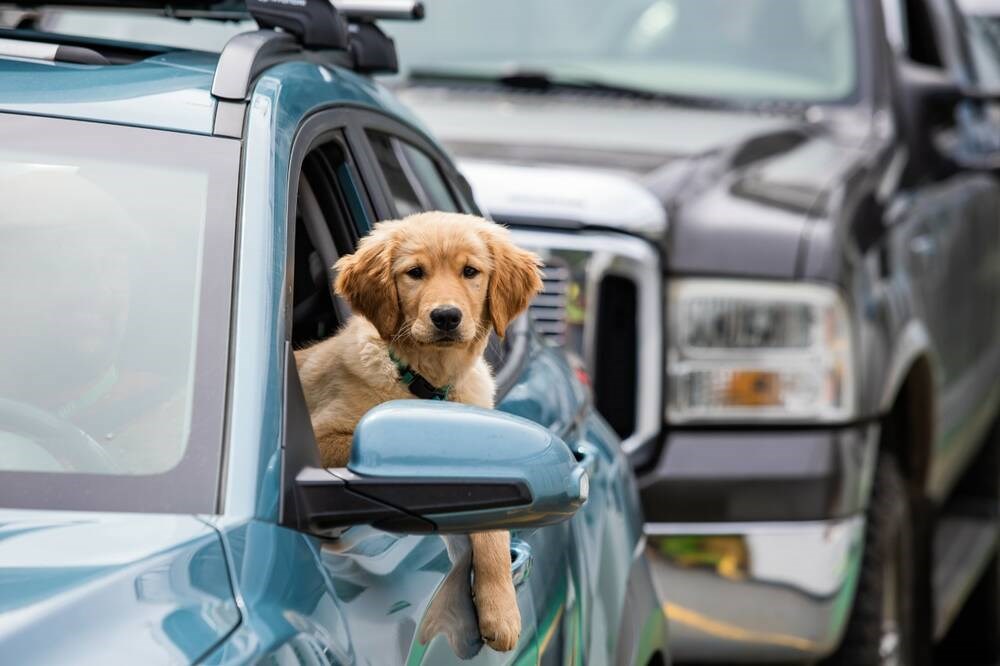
355,119,648,664
884,0,1000,498
942,0,1000,374
282,109,544,665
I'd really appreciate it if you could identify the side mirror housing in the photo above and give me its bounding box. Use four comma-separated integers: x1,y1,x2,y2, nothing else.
287,401,588,537
899,60,964,114
897,60,1000,171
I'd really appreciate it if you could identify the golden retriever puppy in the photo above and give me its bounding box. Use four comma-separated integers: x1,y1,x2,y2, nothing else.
295,211,543,652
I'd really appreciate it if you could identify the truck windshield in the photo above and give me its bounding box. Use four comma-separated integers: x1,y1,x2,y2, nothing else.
390,0,858,103
0,115,238,514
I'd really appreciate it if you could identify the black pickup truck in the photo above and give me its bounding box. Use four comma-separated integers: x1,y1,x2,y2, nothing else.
389,0,1000,663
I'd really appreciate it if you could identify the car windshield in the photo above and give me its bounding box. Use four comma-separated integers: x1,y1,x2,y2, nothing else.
389,0,859,103
0,115,238,513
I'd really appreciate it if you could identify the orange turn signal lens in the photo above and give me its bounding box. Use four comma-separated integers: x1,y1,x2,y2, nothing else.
725,371,781,407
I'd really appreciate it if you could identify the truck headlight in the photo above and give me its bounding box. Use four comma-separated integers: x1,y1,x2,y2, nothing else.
667,280,855,423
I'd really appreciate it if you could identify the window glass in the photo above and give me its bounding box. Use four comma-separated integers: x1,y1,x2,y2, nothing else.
0,115,237,512
367,131,423,217
367,130,460,216
390,0,858,103
400,142,460,212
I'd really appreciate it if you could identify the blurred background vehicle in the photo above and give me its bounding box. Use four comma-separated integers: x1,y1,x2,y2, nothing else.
386,0,1000,664
0,2,668,664
958,0,1000,90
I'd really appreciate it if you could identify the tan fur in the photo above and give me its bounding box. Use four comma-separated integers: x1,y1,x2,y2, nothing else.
296,211,542,652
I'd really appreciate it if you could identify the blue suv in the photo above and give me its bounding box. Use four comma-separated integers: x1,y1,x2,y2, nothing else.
0,1,668,664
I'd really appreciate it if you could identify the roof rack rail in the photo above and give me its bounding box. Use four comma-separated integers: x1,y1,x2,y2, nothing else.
211,30,299,101
246,0,349,49
210,0,422,137
0,0,424,22
336,0,424,21
0,34,108,64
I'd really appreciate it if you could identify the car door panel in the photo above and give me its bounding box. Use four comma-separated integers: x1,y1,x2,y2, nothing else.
496,341,600,666
896,0,1000,497
285,113,638,665
318,527,540,665
893,170,1000,498
282,111,544,665
203,520,356,665
357,121,613,665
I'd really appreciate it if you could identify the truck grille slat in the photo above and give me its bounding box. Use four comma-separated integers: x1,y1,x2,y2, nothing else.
529,259,572,345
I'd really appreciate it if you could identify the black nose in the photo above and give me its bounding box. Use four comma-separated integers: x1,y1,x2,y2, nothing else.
430,306,462,332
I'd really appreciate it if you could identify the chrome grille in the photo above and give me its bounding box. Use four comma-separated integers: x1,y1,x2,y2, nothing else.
530,259,571,345
511,228,662,456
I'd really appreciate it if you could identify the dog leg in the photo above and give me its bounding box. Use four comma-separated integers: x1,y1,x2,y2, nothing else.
312,417,354,467
469,530,520,651
418,535,483,659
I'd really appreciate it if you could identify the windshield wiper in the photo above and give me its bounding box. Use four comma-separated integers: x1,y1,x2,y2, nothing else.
407,66,740,110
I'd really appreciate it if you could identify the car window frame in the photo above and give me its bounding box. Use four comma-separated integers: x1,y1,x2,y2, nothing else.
276,106,486,529
278,107,385,525
352,113,480,220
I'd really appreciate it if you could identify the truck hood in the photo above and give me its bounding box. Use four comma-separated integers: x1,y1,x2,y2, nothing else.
0,510,239,664
395,85,795,168
398,85,871,278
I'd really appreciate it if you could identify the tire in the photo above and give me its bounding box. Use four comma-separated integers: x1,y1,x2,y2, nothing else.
823,454,916,666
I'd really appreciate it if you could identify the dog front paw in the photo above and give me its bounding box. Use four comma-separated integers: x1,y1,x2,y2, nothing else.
476,594,521,652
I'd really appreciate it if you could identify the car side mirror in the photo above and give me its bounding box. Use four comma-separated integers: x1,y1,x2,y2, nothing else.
898,60,1000,171
286,401,589,537
899,60,963,104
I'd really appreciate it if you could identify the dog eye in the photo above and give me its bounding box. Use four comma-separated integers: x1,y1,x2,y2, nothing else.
462,266,480,279
406,266,425,279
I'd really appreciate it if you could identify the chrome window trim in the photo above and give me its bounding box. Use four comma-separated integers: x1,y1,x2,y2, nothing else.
510,228,662,454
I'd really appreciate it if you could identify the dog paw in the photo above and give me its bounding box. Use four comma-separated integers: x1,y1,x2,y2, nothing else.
478,601,521,652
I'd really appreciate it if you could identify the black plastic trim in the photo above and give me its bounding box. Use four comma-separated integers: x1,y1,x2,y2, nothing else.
246,0,348,50
638,423,879,522
292,465,532,535
280,343,322,529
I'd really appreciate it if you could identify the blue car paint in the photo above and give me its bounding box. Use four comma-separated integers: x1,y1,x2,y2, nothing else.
0,512,239,663
0,36,667,665
0,52,220,133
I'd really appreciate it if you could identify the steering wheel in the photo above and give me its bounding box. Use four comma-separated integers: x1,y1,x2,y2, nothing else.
0,398,118,473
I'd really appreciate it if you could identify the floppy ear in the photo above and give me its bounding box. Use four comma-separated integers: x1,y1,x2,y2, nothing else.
481,223,544,337
334,222,400,339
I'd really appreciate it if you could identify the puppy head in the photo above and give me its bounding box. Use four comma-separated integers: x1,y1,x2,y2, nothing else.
334,212,542,345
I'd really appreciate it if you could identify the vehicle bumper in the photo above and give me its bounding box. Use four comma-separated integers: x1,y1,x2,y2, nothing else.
639,424,877,662
646,517,865,663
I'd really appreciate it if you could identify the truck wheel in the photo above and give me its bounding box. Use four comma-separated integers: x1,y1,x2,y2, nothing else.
824,454,915,666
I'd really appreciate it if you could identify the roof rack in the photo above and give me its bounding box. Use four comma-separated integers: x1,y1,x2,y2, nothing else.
0,0,422,136
336,0,424,21
0,0,424,21
211,0,422,138
0,34,108,63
